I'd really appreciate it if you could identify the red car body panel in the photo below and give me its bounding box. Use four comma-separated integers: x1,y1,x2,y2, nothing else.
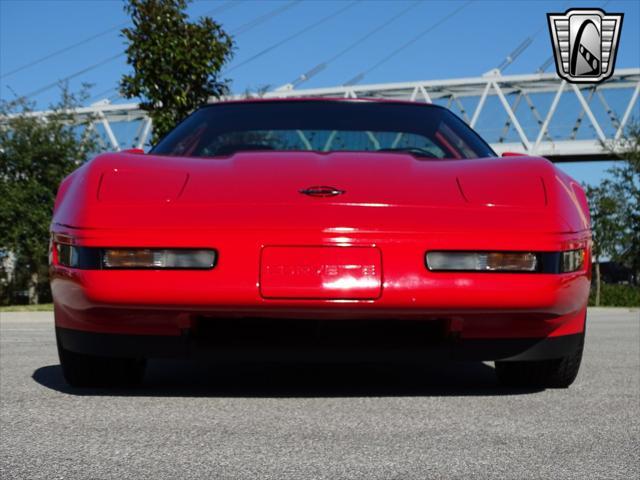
50,99,591,361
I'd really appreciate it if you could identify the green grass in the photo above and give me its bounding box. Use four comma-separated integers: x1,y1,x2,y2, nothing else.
0,303,54,312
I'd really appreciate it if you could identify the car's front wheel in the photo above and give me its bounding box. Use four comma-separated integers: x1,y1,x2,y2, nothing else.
56,332,146,387
495,334,584,388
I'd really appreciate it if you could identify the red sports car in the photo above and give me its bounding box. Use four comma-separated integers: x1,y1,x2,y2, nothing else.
50,99,591,388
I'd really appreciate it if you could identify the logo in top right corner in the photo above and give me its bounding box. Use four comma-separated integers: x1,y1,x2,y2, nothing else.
547,8,623,84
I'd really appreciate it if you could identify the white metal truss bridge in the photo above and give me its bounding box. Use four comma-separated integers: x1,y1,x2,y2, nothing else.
16,68,640,162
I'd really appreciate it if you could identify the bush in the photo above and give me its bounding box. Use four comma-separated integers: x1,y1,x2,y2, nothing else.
0,88,97,304
589,283,640,307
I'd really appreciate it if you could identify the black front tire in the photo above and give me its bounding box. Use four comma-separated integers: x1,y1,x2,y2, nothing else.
495,334,584,388
56,332,146,387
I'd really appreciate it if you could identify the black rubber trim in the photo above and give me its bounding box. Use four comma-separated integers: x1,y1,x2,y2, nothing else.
538,252,562,274
56,244,102,269
454,333,584,361
56,327,583,362
57,327,190,358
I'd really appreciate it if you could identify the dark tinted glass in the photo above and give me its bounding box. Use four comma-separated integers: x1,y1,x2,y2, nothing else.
152,101,495,160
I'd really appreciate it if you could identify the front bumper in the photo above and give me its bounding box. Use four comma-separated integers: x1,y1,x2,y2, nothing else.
50,225,590,344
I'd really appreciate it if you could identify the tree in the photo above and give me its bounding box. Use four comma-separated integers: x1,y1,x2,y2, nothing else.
607,122,640,280
586,120,640,305
584,180,627,306
0,87,97,304
120,0,234,144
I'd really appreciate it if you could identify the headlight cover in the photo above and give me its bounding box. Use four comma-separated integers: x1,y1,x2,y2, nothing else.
54,243,216,270
425,251,538,272
425,249,587,273
560,249,585,273
103,249,217,269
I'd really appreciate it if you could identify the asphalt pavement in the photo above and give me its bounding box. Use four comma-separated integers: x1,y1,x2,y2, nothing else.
0,308,638,479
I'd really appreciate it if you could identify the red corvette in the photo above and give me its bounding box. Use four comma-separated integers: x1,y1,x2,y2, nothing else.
50,99,591,388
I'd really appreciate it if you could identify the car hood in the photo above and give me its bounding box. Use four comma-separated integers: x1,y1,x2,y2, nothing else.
53,151,588,233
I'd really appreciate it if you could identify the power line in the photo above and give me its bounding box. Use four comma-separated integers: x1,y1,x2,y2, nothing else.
537,0,610,73
497,35,537,72
226,0,358,74
344,0,473,86
232,0,301,36
495,12,554,74
19,0,291,101
201,0,240,17
21,53,124,99
88,85,121,104
1,0,241,81
0,22,129,79
537,56,556,74
85,0,242,104
290,0,420,88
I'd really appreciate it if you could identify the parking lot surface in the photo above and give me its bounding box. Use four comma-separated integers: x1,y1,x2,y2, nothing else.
1,308,638,479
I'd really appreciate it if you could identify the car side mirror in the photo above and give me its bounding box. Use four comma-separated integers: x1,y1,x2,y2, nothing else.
501,151,527,157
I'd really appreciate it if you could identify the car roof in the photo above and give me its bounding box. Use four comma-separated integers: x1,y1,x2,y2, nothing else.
204,96,437,108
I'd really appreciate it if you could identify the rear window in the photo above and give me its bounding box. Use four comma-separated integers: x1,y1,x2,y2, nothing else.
152,100,495,160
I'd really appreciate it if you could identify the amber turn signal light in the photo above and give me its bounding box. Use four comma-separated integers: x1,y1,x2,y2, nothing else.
103,249,216,269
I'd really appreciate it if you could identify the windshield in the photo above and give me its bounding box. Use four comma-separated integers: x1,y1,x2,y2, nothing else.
152,100,496,160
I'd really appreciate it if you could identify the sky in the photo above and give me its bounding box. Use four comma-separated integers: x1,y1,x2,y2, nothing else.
1,0,639,184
